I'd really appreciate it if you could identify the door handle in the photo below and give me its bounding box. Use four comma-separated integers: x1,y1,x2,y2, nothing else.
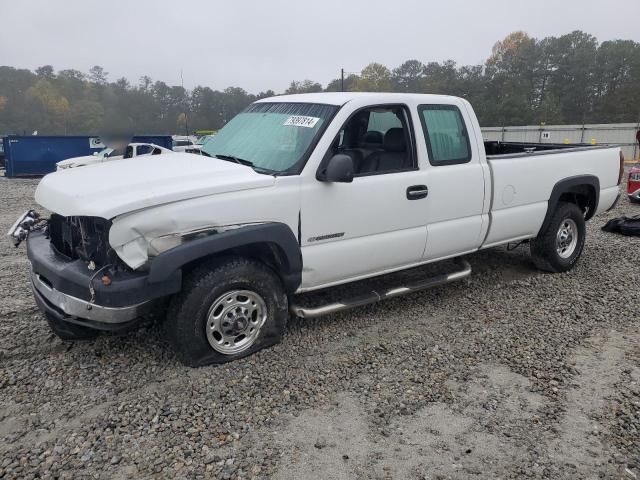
406,185,429,200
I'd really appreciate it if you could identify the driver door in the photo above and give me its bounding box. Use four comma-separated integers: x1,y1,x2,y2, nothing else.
299,104,429,290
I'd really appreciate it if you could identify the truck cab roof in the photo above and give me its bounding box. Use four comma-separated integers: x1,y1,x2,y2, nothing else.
256,92,463,107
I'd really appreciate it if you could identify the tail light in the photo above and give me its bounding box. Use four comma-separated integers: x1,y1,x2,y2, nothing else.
618,151,625,185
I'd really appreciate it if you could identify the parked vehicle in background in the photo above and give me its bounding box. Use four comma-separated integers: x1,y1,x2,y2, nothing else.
628,166,640,203
56,143,173,170
130,135,173,150
56,146,124,170
11,93,623,367
184,145,204,155
172,135,199,152
181,135,217,155
196,134,215,146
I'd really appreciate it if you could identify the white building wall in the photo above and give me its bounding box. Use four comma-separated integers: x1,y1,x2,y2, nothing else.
482,123,640,159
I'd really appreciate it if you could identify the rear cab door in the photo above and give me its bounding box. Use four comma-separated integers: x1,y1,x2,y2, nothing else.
414,97,490,260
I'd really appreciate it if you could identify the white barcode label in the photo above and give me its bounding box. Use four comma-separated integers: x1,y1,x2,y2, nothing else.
284,116,320,128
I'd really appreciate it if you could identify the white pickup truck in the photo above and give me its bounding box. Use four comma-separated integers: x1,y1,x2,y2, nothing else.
56,143,173,170
10,93,623,366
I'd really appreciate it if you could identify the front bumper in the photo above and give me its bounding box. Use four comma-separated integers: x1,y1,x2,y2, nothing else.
31,271,151,325
27,230,181,330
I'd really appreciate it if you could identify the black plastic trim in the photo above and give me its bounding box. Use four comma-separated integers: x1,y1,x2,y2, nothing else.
148,222,302,293
406,185,429,200
27,230,181,308
539,175,600,234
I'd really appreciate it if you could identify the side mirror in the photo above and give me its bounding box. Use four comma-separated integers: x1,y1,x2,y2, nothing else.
322,154,354,183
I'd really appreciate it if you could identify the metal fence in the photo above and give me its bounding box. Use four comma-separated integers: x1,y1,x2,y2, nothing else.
481,123,640,160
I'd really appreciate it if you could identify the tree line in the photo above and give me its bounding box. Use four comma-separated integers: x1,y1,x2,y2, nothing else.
1,30,639,136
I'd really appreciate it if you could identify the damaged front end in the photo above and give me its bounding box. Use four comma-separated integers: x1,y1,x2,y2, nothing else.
7,210,44,247
17,211,181,331
48,214,116,269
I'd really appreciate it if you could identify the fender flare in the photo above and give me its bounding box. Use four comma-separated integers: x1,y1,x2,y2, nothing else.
147,222,302,293
539,175,600,234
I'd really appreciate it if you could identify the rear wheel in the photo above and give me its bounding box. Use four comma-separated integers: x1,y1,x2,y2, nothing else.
165,256,288,366
530,202,586,273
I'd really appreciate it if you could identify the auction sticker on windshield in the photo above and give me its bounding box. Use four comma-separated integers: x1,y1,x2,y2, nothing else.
284,116,320,128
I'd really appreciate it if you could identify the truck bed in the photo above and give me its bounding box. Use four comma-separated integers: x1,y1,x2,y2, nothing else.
484,141,602,158
481,143,621,249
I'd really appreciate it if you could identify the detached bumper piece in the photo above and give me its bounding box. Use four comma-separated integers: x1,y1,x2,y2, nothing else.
27,230,181,331
7,210,42,247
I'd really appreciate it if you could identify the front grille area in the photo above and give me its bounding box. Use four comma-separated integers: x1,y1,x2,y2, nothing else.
48,214,113,266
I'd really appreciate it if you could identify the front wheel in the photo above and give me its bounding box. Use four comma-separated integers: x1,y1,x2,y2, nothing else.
530,202,586,273
165,256,288,366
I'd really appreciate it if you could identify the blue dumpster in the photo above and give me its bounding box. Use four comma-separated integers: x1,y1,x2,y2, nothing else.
4,136,105,177
4,135,174,177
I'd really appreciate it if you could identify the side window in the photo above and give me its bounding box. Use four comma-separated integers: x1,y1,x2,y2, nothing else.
325,105,416,176
418,105,471,165
123,146,134,159
137,145,152,155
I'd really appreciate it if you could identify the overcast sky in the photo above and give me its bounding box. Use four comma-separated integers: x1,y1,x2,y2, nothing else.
2,0,640,93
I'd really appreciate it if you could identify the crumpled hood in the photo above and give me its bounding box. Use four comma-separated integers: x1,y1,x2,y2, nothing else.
35,153,275,218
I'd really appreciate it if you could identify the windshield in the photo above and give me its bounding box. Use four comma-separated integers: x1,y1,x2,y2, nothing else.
202,102,337,173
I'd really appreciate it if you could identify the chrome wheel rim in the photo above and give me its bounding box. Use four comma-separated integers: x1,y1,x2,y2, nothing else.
556,218,578,259
206,290,267,355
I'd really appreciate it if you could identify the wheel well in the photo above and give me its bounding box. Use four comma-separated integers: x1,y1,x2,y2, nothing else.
537,176,599,236
181,242,293,288
558,184,597,220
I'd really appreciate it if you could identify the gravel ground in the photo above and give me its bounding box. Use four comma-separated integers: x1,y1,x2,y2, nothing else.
0,173,639,480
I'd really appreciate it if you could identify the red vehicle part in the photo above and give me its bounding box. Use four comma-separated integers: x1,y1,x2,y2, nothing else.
629,165,640,203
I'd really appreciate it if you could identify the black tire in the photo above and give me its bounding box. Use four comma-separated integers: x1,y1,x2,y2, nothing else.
165,256,288,367
530,202,586,273
45,313,99,341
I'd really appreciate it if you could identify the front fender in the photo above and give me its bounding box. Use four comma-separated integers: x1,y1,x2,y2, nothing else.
147,222,302,293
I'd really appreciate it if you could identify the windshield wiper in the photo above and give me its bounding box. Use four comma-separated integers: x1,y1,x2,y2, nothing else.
213,154,276,175
214,154,255,167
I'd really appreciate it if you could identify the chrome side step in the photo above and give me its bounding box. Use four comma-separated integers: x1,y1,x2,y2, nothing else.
290,259,472,319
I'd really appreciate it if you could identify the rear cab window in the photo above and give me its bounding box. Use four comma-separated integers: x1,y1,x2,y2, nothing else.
418,105,472,166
